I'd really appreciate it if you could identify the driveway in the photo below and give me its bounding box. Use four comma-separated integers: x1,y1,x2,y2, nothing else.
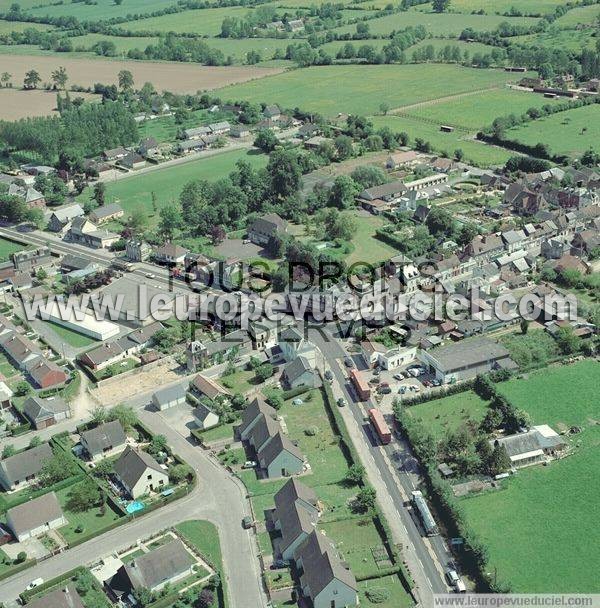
213,238,266,261
3,537,49,561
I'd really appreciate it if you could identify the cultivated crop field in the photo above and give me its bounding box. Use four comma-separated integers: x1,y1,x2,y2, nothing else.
460,361,600,593
0,55,283,95
0,88,99,120
218,64,526,117
77,148,267,220
503,104,600,159
332,11,539,37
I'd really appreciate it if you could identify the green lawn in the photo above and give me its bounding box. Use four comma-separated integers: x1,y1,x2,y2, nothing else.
371,114,513,167
331,10,539,37
70,33,160,54
219,368,258,395
555,3,600,26
56,483,123,545
503,104,600,159
217,64,529,118
420,0,567,15
512,28,598,53
359,574,414,608
197,421,237,444
0,237,23,261
77,148,267,221
459,360,600,592
176,520,223,572
406,391,489,440
499,329,559,370
345,211,399,265
42,321,98,348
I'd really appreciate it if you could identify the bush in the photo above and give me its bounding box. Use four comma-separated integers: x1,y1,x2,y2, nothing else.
365,587,391,603
304,426,319,436
15,551,27,564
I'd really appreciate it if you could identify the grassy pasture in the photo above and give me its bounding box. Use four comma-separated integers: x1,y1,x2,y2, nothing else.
218,64,526,117
406,391,489,440
405,88,561,131
459,361,600,593
121,6,251,36
77,148,268,221
27,0,180,20
70,33,160,54
331,10,539,37
555,2,600,26
0,19,54,33
408,37,499,57
412,0,567,15
370,114,513,166
503,104,600,159
512,27,598,52
0,237,23,261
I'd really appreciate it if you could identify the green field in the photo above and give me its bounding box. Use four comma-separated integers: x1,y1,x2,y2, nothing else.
460,361,600,592
555,3,600,26
121,6,251,36
371,115,513,166
332,10,539,37
408,37,500,58
407,391,489,440
0,19,54,33
77,148,267,219
405,88,561,131
0,237,23,261
503,104,600,159
71,33,160,54
27,0,179,20
414,0,567,15
138,108,233,143
512,27,598,52
218,64,526,118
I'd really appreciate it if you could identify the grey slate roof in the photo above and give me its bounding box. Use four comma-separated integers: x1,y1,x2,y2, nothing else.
26,584,85,608
274,478,318,511
493,428,566,459
90,203,123,220
7,491,64,537
238,396,277,437
124,539,194,590
192,402,214,423
23,395,69,423
250,212,288,236
80,420,127,456
282,356,312,385
258,431,304,468
359,181,406,201
152,382,187,406
0,442,53,485
247,413,280,450
113,446,164,491
428,337,513,373
295,531,357,597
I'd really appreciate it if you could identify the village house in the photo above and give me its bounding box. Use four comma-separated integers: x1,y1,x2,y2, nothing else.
113,446,169,499
192,402,220,430
67,217,120,249
119,151,146,170
463,234,504,266
271,479,320,562
0,381,12,409
80,420,127,461
6,491,66,541
248,213,289,246
89,203,124,224
237,396,278,441
47,204,85,233
360,339,417,370
263,104,281,121
22,395,71,430
281,356,320,390
357,181,407,209
294,531,358,608
177,139,206,154
152,383,188,411
190,373,232,404
12,246,53,272
109,539,195,599
258,431,305,479
102,147,129,162
385,150,420,170
0,442,53,491
571,230,600,258
209,121,231,135
126,239,151,262
26,585,85,608
153,242,189,266
184,126,212,140
7,183,45,209
138,137,159,158
491,425,567,469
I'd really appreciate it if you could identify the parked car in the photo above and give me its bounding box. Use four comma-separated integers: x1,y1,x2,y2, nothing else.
243,460,257,469
445,569,460,587
377,385,392,395
27,578,44,590
399,386,407,394
372,368,380,376
344,357,355,368
242,516,253,529
270,560,286,570
432,379,441,387
337,398,346,408
145,273,155,279
324,370,333,382
369,377,381,385
454,579,466,593
393,373,403,381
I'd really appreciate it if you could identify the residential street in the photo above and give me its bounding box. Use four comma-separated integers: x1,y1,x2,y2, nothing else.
307,324,450,606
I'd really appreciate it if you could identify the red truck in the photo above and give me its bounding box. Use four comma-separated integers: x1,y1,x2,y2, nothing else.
368,408,392,445
349,368,371,401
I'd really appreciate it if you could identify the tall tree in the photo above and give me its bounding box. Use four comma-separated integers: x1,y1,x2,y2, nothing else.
23,69,41,89
118,69,134,92
51,66,68,90
93,182,106,207
1,72,11,87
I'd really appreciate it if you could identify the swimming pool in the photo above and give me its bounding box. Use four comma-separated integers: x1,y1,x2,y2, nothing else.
125,500,145,514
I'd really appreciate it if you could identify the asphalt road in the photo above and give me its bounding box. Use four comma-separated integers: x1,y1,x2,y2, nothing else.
307,324,450,605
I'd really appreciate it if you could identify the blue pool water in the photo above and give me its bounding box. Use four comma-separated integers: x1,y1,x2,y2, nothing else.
126,500,145,514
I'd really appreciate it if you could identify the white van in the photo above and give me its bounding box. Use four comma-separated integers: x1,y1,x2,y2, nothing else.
455,578,466,593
